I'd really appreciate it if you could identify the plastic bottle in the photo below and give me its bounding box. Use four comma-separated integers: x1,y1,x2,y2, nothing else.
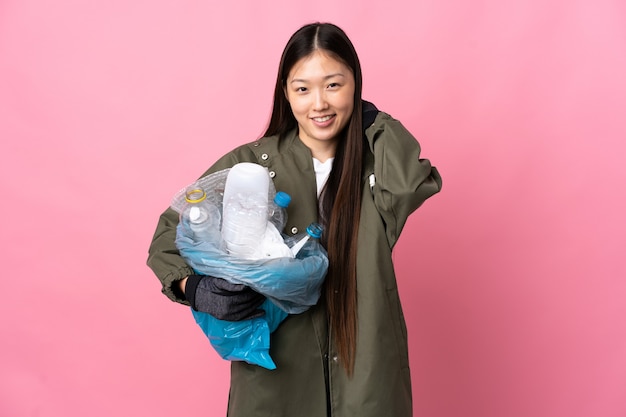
269,191,291,232
181,187,221,242
221,163,271,259
287,222,324,257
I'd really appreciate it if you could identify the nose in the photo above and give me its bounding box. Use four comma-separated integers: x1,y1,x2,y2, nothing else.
312,89,329,111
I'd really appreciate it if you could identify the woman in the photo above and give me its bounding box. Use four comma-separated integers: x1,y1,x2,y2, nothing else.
148,22,442,416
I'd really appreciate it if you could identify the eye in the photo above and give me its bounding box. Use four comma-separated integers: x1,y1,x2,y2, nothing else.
295,86,308,93
327,82,340,89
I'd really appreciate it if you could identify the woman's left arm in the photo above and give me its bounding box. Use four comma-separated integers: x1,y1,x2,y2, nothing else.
365,112,443,248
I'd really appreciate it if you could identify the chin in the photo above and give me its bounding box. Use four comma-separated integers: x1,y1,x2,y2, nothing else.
314,134,338,142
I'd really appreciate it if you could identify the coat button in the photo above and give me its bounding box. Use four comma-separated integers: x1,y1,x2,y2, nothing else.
253,142,260,147
291,227,298,235
261,153,269,160
332,355,338,363
269,171,276,178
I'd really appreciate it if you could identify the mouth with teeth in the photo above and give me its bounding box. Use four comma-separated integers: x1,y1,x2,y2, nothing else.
312,115,335,123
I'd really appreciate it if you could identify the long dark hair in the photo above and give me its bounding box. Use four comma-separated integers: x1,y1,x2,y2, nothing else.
264,22,363,376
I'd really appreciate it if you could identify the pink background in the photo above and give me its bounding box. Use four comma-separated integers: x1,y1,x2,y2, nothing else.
1,1,625,416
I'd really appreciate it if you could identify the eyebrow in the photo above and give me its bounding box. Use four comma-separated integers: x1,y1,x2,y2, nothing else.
290,73,346,84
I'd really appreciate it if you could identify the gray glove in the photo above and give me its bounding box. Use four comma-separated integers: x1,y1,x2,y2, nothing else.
185,275,266,321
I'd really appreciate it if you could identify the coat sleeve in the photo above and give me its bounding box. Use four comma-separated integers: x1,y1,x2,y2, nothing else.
365,112,442,249
146,146,257,304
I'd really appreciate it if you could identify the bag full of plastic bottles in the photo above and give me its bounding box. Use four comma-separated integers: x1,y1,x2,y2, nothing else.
171,163,328,370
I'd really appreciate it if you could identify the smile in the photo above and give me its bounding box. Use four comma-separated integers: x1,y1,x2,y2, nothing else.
312,115,334,122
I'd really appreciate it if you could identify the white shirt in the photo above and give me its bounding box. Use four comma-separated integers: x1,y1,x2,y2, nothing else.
313,157,334,197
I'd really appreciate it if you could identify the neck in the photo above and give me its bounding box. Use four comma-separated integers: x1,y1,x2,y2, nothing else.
299,137,337,163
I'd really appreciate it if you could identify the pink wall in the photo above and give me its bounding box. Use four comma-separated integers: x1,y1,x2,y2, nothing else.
1,1,625,416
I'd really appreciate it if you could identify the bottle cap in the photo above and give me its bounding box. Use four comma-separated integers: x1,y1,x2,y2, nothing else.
274,191,292,208
306,223,323,239
185,188,207,203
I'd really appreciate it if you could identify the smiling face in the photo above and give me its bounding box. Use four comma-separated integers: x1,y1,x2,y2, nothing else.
284,50,356,161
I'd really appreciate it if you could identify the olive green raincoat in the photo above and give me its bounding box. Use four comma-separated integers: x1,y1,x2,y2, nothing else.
147,111,442,416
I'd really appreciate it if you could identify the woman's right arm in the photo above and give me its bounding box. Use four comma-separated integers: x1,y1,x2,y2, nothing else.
146,144,261,305
147,206,266,321
147,206,195,304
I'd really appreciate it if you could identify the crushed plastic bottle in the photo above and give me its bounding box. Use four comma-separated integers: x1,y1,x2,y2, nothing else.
221,163,271,259
269,191,291,233
180,187,221,242
286,223,324,257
